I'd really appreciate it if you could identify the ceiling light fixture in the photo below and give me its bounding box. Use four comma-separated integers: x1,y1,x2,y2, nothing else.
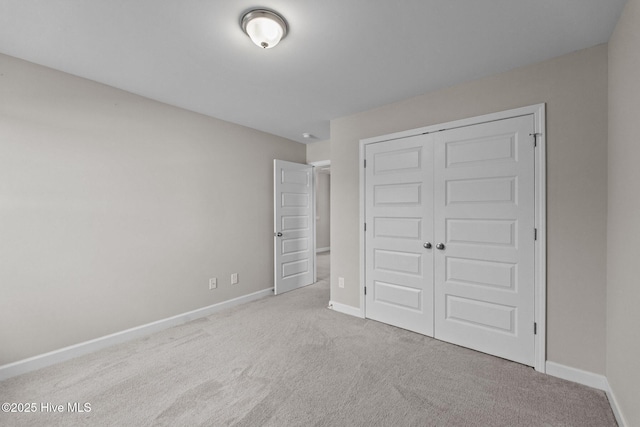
241,9,288,49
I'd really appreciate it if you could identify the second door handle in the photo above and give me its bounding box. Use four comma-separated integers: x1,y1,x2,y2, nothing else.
436,243,445,250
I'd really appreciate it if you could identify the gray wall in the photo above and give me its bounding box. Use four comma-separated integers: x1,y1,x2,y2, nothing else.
0,54,305,365
330,45,608,375
306,139,330,164
607,0,640,424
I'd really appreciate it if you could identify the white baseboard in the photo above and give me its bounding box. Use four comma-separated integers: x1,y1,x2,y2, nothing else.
316,247,330,253
607,386,630,427
328,300,364,318
545,361,609,390
0,287,274,382
546,361,626,426
605,383,628,427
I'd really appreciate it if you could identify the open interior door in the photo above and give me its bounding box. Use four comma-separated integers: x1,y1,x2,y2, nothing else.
274,160,316,295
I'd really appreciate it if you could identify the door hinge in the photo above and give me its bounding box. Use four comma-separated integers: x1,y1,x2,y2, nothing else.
364,222,367,231
534,322,537,335
364,286,367,295
530,132,542,147
534,228,538,240
364,159,367,168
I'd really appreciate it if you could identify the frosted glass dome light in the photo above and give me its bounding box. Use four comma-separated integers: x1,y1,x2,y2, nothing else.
241,9,288,49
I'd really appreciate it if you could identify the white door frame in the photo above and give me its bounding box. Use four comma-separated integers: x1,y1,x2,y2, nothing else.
309,160,331,168
359,104,547,372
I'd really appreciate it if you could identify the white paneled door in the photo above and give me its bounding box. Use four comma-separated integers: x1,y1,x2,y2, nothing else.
433,115,535,366
365,135,434,335
364,114,537,366
274,160,315,295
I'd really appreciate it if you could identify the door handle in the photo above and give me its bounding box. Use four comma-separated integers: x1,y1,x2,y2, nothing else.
423,242,432,249
275,232,283,237
436,243,445,250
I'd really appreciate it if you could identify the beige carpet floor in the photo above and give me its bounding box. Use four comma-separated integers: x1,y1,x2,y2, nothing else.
0,252,616,426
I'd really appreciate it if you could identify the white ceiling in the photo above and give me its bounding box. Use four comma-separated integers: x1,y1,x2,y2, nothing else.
0,0,627,143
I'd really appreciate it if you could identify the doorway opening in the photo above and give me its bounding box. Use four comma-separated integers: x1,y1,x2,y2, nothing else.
311,160,331,290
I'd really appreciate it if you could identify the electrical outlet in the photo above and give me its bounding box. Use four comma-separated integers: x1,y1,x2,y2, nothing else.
231,273,238,285
338,277,344,288
209,278,217,290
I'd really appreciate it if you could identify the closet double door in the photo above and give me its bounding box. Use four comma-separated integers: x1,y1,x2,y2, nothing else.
364,115,536,366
